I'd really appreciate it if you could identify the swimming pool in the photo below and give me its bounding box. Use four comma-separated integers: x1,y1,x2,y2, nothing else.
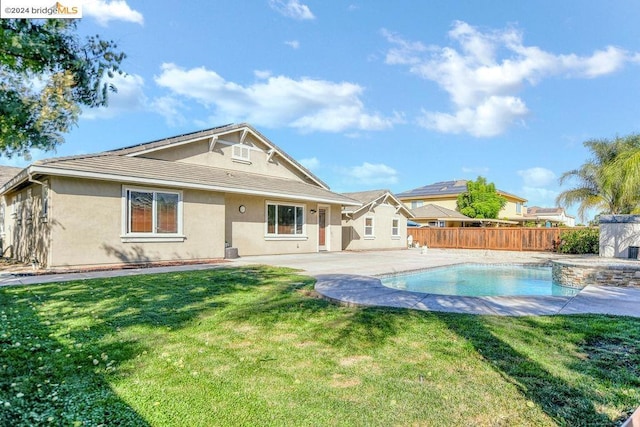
381,264,581,297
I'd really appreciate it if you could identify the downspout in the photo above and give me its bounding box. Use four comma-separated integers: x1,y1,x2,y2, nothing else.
28,173,47,269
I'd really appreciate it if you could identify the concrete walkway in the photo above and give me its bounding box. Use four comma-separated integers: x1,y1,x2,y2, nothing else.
1,249,638,317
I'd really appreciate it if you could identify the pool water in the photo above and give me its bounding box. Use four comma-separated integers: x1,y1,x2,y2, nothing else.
381,264,581,297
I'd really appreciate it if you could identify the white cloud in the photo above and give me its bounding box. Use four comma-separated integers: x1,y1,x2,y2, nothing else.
520,186,559,207
384,21,638,137
518,167,556,187
268,0,315,20
419,96,528,137
299,157,319,170
82,0,144,26
285,40,300,49
82,73,147,119
149,96,187,127
154,63,397,132
344,162,399,185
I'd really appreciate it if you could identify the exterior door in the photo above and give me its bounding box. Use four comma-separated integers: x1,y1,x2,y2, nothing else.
318,208,327,251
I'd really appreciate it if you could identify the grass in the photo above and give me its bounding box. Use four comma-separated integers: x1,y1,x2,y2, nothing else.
0,265,639,426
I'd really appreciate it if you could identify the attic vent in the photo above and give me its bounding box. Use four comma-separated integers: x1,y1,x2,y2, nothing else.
232,143,250,162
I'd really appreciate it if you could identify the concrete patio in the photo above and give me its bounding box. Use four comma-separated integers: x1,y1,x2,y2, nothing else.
1,248,638,317
232,248,640,317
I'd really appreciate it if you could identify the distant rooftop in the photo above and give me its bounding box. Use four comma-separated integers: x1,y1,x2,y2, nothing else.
396,179,526,201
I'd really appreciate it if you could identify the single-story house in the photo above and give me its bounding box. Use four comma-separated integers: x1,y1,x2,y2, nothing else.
341,190,413,250
396,179,528,225
525,206,576,227
410,203,473,227
0,123,360,268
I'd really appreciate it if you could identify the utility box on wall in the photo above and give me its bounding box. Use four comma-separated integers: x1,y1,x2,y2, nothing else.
599,215,640,258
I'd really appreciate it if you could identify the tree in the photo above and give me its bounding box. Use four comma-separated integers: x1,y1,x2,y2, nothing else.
556,135,640,221
603,135,640,211
456,177,506,219
0,19,126,158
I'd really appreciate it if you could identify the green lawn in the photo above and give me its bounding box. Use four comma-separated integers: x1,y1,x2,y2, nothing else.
1,266,638,426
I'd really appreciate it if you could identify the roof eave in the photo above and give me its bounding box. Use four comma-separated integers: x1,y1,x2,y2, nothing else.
27,165,359,206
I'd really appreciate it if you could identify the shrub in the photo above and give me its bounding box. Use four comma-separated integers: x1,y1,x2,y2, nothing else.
557,228,599,254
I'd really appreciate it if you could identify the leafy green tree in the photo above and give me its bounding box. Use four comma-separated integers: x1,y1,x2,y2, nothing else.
0,19,126,158
456,177,506,219
556,135,640,221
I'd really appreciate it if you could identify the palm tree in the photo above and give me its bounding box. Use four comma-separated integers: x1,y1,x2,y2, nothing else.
556,135,640,221
604,135,640,211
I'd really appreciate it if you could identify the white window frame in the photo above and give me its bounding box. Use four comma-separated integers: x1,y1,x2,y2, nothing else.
516,202,522,214
364,216,374,239
265,201,307,240
121,186,185,242
411,200,423,209
232,143,251,163
391,218,400,237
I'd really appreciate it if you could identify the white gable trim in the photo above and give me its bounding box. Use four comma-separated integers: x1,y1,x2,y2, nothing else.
126,125,328,190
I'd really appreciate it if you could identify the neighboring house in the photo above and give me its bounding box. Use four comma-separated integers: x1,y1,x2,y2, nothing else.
410,203,474,227
0,123,360,268
396,180,528,225
525,206,576,227
341,190,413,250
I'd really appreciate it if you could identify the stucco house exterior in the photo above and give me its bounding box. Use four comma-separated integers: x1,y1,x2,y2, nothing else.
396,180,528,226
341,190,413,250
0,124,360,268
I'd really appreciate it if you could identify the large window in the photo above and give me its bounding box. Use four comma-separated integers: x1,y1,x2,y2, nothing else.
364,216,374,238
125,188,181,237
266,202,304,236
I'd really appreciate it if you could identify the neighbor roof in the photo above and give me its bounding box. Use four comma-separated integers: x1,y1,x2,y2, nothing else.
411,203,471,220
396,180,526,202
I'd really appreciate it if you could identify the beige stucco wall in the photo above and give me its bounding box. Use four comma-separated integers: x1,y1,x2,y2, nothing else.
2,182,51,266
47,177,225,268
342,203,408,251
140,134,309,182
224,194,342,256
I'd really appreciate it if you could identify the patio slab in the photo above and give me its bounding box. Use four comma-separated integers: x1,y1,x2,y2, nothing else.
0,249,638,317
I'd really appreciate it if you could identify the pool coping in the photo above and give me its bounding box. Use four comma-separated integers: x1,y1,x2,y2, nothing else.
314,264,640,317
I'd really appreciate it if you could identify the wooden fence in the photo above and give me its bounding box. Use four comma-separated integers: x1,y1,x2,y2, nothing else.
407,227,569,252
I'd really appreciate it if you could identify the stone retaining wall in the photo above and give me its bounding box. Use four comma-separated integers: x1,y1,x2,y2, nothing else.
552,260,640,288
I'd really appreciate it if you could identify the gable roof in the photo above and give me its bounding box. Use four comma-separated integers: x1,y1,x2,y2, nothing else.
396,179,527,202
0,165,22,186
106,123,330,190
341,189,413,217
411,203,471,220
0,124,361,206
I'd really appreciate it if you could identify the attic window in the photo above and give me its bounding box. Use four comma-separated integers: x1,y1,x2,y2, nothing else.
232,143,250,162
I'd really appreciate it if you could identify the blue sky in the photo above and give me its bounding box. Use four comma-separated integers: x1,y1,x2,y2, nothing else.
6,0,640,221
